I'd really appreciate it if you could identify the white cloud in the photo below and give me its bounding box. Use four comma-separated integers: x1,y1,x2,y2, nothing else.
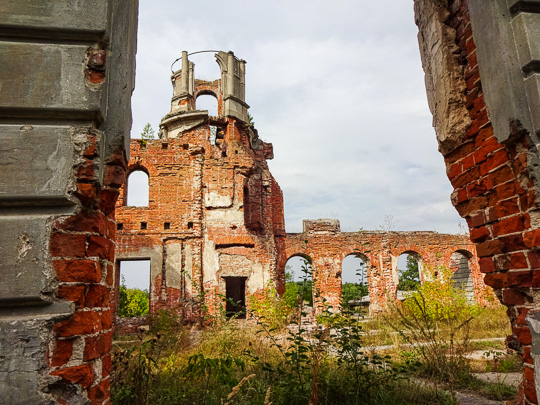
132,1,466,235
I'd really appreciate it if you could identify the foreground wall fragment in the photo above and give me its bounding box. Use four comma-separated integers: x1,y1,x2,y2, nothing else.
415,0,540,402
0,1,138,403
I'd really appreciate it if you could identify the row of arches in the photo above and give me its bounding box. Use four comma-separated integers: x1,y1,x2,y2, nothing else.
284,250,474,312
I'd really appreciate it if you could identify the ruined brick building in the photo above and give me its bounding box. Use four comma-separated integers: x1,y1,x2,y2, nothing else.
115,51,287,319
115,53,485,320
2,1,540,404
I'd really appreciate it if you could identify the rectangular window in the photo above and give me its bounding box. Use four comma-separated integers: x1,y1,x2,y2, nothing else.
187,222,193,229
164,222,170,230
118,259,151,318
141,222,147,230
117,223,123,230
224,276,247,319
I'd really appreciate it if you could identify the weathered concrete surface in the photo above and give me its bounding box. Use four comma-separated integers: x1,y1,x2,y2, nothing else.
414,0,471,155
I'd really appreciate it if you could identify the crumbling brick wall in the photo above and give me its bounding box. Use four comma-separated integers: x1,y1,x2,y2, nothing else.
415,0,540,402
116,51,286,322
284,219,486,312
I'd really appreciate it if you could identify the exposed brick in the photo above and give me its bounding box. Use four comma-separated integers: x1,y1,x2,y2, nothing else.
54,311,102,337
87,378,110,404
476,239,503,257
50,339,73,367
102,354,112,378
87,235,114,261
54,260,101,283
524,366,538,403
50,233,87,257
104,164,126,188
491,215,524,237
50,364,94,389
524,229,540,248
503,289,529,306
507,270,532,287
57,285,86,306
85,285,110,308
494,198,520,219
484,272,507,289
84,331,113,361
469,226,489,243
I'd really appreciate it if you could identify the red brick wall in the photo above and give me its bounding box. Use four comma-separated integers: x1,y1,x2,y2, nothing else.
48,132,127,404
284,228,486,312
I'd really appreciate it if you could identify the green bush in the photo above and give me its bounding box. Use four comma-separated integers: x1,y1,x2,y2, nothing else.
341,282,368,307
249,285,293,329
118,277,150,318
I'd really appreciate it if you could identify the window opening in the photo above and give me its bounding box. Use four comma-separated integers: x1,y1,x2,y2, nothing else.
141,222,147,230
209,125,217,145
285,256,313,308
341,253,369,314
224,277,247,319
187,222,193,229
117,223,123,230
126,170,149,207
450,251,474,301
164,222,170,230
162,143,168,149
397,252,421,299
118,259,151,318
196,94,218,116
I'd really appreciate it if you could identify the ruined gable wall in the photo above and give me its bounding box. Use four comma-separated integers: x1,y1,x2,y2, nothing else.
284,227,484,312
415,0,540,402
116,117,285,320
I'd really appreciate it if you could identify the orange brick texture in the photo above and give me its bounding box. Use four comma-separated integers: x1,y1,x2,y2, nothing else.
439,1,540,402
48,130,126,404
115,118,285,321
284,223,487,313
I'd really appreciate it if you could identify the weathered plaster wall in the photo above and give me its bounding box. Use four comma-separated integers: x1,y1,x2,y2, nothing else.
415,0,540,402
284,219,485,313
0,1,138,404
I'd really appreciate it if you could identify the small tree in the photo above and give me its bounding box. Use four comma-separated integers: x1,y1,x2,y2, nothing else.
138,123,155,146
398,255,421,291
141,123,155,139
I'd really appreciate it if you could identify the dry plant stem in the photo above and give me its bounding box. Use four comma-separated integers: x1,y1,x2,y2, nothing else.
224,374,256,404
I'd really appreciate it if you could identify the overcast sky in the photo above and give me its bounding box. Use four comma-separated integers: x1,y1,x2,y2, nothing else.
130,0,466,235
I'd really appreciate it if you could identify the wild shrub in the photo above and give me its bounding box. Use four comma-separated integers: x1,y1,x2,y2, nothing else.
249,284,293,329
385,265,476,384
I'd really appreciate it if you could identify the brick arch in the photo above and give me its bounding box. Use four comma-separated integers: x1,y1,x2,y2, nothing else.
395,250,423,287
284,225,486,314
285,252,313,265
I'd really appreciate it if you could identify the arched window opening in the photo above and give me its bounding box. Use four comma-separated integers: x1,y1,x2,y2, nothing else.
118,259,150,318
284,255,313,308
196,94,218,116
126,170,149,206
341,253,369,313
450,251,474,301
397,252,421,298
